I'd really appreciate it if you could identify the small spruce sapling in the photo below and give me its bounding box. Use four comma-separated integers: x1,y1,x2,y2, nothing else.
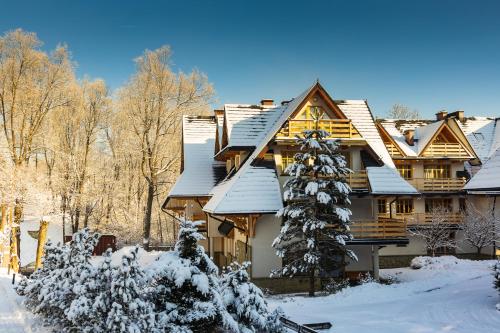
152,220,237,333
272,110,355,297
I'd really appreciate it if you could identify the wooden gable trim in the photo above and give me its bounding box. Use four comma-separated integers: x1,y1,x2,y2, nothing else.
376,123,407,157
288,82,347,120
214,124,220,155
445,118,480,160
222,108,229,149
419,122,475,158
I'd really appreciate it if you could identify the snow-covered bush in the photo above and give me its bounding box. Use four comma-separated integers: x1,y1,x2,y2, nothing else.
493,261,500,310
66,248,114,332
15,240,69,312
24,228,99,330
221,261,282,333
272,121,355,297
150,220,238,333
105,246,156,332
410,256,459,270
322,277,350,294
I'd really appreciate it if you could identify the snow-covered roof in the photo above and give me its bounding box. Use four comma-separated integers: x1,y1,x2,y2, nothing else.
414,120,444,155
458,117,498,162
464,148,500,191
203,165,283,214
168,116,225,198
336,100,395,167
366,166,419,195
379,121,417,156
223,104,284,148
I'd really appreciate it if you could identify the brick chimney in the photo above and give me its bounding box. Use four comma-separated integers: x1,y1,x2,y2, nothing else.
260,99,274,106
436,110,448,121
404,129,415,146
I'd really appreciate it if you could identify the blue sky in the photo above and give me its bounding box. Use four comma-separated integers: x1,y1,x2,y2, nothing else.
1,0,499,118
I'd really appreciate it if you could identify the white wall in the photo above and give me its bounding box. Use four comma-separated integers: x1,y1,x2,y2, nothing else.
250,214,282,278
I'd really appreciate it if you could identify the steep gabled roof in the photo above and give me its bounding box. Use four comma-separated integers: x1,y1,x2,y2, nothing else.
366,166,419,195
223,104,284,148
414,120,445,155
336,100,395,167
203,164,283,214
458,117,498,162
378,121,417,156
464,148,500,192
167,116,226,198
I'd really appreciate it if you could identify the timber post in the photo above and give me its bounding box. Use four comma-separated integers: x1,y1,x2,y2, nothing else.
9,206,19,273
35,220,49,270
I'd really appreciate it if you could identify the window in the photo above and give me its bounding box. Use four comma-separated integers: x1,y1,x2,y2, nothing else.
296,106,331,120
424,164,450,179
377,199,387,214
425,198,452,213
396,162,413,179
281,150,299,174
396,199,414,214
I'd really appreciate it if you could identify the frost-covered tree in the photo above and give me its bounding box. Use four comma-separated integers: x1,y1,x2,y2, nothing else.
106,246,156,333
272,116,355,297
15,240,69,312
37,228,99,330
151,220,237,332
387,103,420,120
221,261,275,333
462,203,498,255
66,248,114,333
410,207,457,257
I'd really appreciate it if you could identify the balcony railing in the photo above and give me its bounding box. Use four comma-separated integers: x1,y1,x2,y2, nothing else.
423,143,470,157
277,119,361,139
407,178,466,192
379,212,463,225
350,218,407,239
346,171,369,190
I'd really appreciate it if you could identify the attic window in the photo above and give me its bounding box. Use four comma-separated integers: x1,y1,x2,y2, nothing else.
296,106,331,120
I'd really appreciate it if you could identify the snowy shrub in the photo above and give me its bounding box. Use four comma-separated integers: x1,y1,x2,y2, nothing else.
150,220,237,333
493,261,500,311
221,261,283,333
272,123,355,297
411,256,459,270
265,307,288,333
15,239,69,313
105,246,156,333
322,277,350,294
35,228,99,330
66,248,114,332
357,272,375,284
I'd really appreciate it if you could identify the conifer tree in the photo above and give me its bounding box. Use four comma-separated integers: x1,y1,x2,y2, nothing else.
152,220,237,333
66,248,114,332
106,246,156,333
272,110,356,296
221,261,270,333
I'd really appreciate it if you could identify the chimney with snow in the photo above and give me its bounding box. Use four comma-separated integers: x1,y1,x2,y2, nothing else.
404,129,415,146
449,110,465,121
260,99,274,106
436,110,448,121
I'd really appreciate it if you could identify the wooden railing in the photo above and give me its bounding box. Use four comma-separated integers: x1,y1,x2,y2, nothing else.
385,143,404,157
408,178,466,192
350,218,407,239
380,212,463,225
277,119,361,139
423,143,470,157
346,171,369,190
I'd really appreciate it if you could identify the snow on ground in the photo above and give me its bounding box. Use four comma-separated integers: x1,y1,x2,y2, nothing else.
0,269,47,333
269,257,500,333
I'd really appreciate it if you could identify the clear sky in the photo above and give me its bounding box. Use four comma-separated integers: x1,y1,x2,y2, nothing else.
1,0,499,118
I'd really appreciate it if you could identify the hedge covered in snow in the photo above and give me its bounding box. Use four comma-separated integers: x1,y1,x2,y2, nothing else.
16,221,285,333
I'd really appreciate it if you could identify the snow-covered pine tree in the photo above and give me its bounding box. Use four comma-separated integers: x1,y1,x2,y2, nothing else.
15,239,69,312
221,261,277,333
105,246,156,333
272,111,355,297
151,220,237,333
36,228,99,330
66,248,114,333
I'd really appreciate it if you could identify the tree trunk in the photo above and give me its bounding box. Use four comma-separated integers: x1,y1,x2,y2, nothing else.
143,182,154,251
308,268,316,297
477,247,482,255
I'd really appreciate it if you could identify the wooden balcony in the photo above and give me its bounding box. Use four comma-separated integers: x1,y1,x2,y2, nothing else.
346,171,369,190
380,212,463,225
408,178,466,192
277,119,361,139
350,218,407,239
423,143,470,158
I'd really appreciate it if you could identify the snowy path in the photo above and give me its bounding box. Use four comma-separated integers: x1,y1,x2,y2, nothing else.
0,272,31,333
269,257,500,333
